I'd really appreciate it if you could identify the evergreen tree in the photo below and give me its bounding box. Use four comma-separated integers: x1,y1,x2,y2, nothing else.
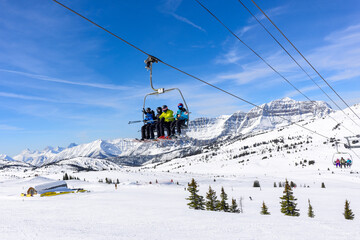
205,186,219,211
308,199,315,218
63,173,69,180
344,200,355,220
218,187,229,212
253,180,260,188
230,198,240,213
274,182,277,188
280,179,300,216
186,178,205,210
260,201,270,215
321,182,326,188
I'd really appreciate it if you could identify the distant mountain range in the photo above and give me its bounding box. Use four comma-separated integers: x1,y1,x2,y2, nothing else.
0,97,337,169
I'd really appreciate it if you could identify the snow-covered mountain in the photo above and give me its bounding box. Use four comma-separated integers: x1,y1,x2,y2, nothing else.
0,154,14,161
2,97,337,169
238,97,332,134
186,97,331,138
12,146,65,166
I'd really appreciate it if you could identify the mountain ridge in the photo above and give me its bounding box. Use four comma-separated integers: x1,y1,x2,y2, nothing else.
2,97,337,168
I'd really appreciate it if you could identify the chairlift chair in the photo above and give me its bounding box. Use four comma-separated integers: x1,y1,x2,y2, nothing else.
344,135,360,149
142,56,190,128
332,141,353,166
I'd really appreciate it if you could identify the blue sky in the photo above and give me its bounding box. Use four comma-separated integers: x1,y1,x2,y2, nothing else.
1,0,360,156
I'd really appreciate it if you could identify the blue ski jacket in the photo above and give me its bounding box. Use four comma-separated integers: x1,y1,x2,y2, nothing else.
175,108,189,121
144,112,155,124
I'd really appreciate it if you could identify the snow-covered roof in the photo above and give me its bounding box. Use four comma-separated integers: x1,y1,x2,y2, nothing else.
34,180,68,194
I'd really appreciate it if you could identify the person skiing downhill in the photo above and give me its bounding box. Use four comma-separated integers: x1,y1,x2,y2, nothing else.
158,105,174,138
141,107,155,140
171,103,189,136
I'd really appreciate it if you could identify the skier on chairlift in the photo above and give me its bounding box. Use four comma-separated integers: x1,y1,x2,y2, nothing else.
141,107,155,140
335,158,340,168
158,105,174,139
155,107,163,138
346,158,352,167
340,157,346,168
171,103,189,136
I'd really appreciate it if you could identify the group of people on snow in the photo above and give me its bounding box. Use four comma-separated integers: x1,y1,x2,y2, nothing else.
140,103,189,140
335,157,352,168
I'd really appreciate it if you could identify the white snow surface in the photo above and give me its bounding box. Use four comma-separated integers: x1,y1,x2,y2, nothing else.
0,167,359,240
0,154,14,161
5,98,334,167
1,99,360,239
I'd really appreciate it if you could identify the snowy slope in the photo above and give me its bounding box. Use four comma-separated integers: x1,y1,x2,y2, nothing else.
0,98,347,170
238,97,332,134
1,100,360,240
0,154,14,161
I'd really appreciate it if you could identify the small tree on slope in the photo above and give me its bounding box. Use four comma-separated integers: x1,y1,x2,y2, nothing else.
218,187,229,212
344,200,355,220
186,178,205,210
280,179,300,216
205,186,219,211
308,199,315,218
260,201,270,215
230,198,240,213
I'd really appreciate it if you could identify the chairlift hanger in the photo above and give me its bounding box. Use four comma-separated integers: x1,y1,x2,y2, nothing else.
332,141,353,166
344,135,360,149
142,56,190,127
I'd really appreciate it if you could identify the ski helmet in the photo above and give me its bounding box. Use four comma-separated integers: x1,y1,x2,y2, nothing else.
178,103,183,108
157,107,162,113
146,107,151,113
162,105,168,110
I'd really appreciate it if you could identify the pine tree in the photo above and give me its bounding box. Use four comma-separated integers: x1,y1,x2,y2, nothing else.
280,179,300,216
274,182,277,187
186,178,205,210
344,200,355,220
63,173,69,180
308,199,315,218
218,187,229,212
321,182,326,188
230,198,240,213
205,186,219,211
260,201,270,215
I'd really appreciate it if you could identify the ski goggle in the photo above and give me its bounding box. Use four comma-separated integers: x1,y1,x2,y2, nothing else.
178,105,183,108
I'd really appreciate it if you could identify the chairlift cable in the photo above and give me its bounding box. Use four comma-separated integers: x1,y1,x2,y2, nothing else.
51,0,341,142
236,0,359,133
195,0,358,134
194,0,311,102
249,0,360,123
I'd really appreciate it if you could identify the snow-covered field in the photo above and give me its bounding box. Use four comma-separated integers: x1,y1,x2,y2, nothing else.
1,99,360,239
1,166,359,240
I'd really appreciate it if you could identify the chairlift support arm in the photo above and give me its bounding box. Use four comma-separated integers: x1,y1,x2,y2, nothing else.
142,57,190,126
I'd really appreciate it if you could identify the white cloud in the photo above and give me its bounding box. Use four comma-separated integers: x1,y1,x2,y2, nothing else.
215,47,245,65
159,0,206,32
0,69,129,90
0,124,22,131
170,13,206,32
